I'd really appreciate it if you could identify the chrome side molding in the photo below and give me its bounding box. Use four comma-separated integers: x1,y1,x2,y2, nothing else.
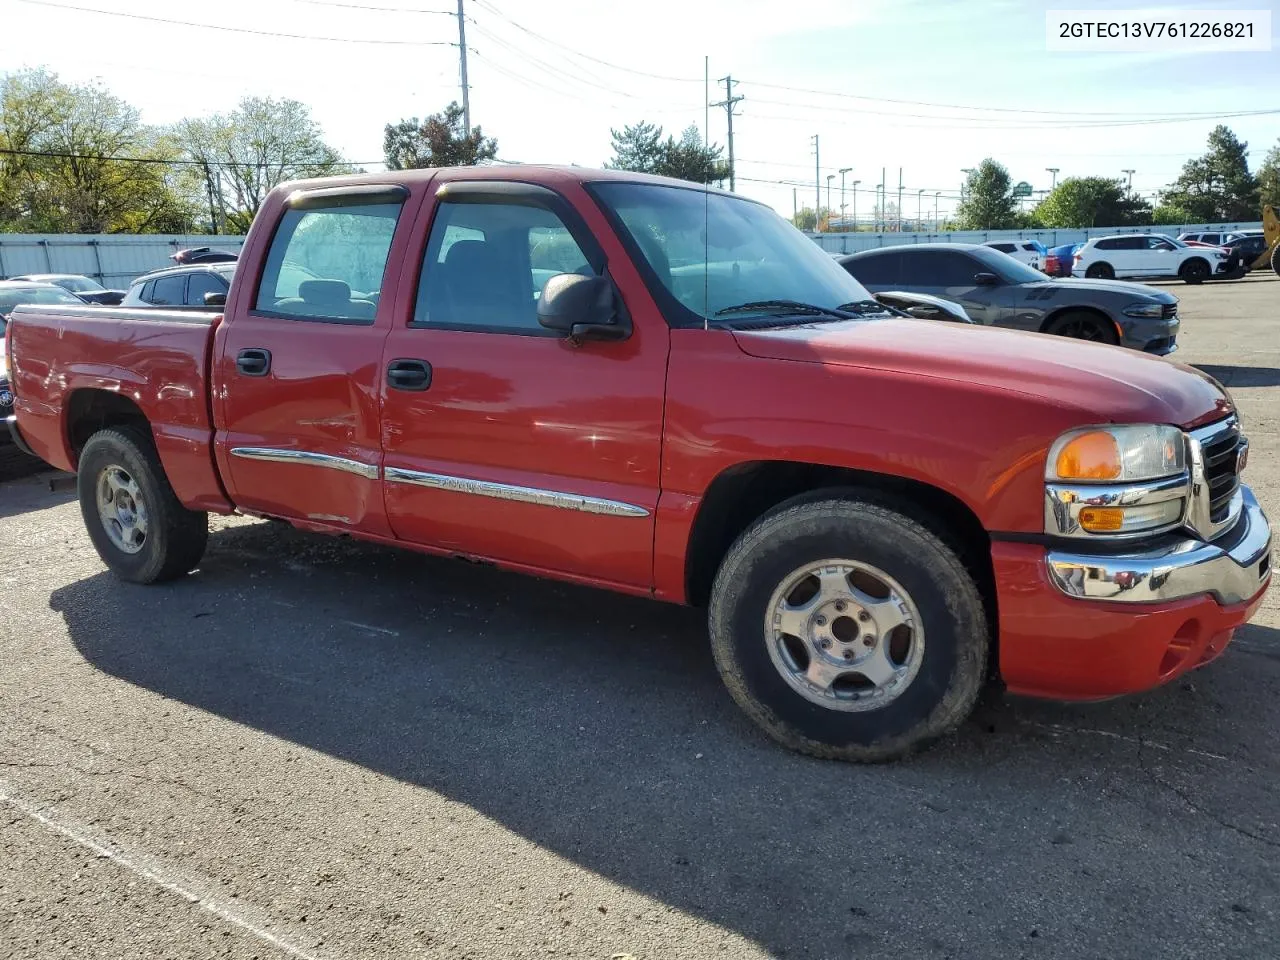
384,466,650,518
230,447,380,480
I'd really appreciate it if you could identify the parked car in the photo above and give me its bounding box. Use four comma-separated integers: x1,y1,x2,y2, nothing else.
170,246,239,265
1072,233,1231,283
1,280,86,454
1178,230,1262,246
10,273,126,305
982,239,1045,270
839,242,1179,353
1043,242,1082,278
121,263,237,308
6,166,1270,763
1223,233,1269,270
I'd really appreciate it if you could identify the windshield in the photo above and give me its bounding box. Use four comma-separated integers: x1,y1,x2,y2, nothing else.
0,286,85,315
54,276,105,293
591,182,872,323
973,246,1051,283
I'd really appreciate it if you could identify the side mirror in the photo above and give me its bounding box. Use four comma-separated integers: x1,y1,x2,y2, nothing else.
536,273,631,342
973,272,1000,286
204,291,227,306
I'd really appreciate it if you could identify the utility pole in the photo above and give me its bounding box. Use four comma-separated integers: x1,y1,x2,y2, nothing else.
826,174,834,227
934,191,940,230
1122,168,1135,193
711,76,744,191
851,180,860,232
792,187,797,224
811,135,820,232
457,0,471,135
879,167,885,231
897,167,903,233
917,188,924,232
1046,167,1059,189
839,168,851,231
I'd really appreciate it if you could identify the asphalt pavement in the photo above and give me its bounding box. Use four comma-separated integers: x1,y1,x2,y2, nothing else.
2,273,1278,960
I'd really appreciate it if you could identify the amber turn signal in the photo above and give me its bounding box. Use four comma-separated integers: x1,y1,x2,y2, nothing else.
1078,507,1125,532
1054,431,1122,481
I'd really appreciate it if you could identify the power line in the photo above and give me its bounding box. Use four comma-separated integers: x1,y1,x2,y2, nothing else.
0,146,385,169
289,0,455,11
14,0,454,44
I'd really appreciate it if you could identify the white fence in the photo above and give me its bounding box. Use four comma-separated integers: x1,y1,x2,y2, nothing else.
808,222,1265,255
0,234,248,288
0,220,1267,287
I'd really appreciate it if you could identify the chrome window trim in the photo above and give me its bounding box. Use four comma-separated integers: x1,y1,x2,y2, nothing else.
230,446,380,480
383,466,650,518
1186,414,1243,541
1044,473,1189,540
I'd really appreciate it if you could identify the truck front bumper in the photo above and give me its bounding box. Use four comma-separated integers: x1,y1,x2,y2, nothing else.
993,485,1272,700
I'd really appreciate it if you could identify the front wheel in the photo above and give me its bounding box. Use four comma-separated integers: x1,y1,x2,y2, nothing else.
1179,258,1210,284
1043,310,1119,345
77,426,209,583
707,496,989,762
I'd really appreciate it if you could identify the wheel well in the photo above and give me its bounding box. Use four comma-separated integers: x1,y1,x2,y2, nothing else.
65,389,151,464
1181,256,1209,272
1039,305,1119,340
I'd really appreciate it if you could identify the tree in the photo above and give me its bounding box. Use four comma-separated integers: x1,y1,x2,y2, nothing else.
792,206,819,231
1258,138,1280,208
383,102,497,171
1152,203,1191,225
606,120,728,184
1035,176,1152,227
954,159,1018,230
1,68,194,233
175,97,350,233
1159,125,1259,222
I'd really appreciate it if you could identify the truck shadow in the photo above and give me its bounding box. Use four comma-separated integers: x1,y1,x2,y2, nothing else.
1193,364,1280,388
48,521,1280,956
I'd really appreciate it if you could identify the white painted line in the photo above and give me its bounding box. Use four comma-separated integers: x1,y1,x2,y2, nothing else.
1027,722,1229,761
340,620,400,637
0,781,329,960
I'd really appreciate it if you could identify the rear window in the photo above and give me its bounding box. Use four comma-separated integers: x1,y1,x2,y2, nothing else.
255,199,403,323
990,243,1016,253
843,251,902,286
0,286,85,313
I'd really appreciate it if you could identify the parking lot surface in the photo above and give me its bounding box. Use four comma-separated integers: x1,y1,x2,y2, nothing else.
2,273,1278,960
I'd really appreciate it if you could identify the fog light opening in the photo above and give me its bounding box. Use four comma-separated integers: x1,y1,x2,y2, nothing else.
1158,619,1201,678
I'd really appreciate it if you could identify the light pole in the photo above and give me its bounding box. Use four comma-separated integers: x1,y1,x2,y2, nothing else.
916,188,924,232
851,180,861,232
826,174,834,229
1046,167,1059,190
1122,168,1135,193
839,167,852,231
934,191,941,231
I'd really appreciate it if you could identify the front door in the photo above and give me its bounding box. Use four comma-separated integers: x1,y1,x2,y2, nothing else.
378,178,669,591
213,183,421,537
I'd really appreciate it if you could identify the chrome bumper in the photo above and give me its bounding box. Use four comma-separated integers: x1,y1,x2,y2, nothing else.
1046,485,1272,605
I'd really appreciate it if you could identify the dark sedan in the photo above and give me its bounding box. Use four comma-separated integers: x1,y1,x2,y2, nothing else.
2,281,88,449
839,243,1179,355
10,273,126,305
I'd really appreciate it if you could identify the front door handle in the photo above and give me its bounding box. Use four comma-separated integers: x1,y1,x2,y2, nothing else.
387,358,432,391
236,348,271,377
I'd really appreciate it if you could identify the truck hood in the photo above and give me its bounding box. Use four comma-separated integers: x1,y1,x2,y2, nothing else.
1031,277,1178,302
731,317,1230,429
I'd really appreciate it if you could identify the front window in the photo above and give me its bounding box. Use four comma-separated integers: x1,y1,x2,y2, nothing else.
590,182,872,324
973,248,1048,284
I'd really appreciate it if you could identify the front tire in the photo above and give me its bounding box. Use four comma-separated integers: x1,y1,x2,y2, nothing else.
1179,258,1210,284
1043,310,1119,345
77,427,208,584
707,496,989,762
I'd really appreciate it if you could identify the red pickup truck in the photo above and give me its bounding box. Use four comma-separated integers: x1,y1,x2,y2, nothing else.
5,166,1272,761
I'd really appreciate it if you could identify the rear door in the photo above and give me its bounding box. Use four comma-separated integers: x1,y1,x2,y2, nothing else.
378,178,669,590
1107,237,1145,276
213,183,422,536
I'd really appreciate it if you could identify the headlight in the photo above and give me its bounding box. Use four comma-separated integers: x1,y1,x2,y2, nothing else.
1121,302,1165,318
1047,424,1185,483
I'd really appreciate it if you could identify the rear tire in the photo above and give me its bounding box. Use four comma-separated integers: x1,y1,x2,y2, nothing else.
1085,262,1114,279
1271,242,1280,278
77,427,208,584
1043,310,1119,346
707,496,989,762
1179,258,1210,284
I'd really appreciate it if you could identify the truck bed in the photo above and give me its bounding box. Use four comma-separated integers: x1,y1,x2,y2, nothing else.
6,304,230,511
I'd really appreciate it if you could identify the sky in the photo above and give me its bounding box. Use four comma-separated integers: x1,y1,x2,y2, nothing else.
1,0,1278,222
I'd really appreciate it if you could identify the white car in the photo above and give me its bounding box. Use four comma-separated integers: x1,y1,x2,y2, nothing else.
1178,229,1262,246
982,239,1044,270
1071,234,1229,284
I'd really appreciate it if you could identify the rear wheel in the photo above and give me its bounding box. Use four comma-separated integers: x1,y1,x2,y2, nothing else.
707,496,989,762
1084,262,1114,279
77,427,208,583
1179,258,1210,284
1271,242,1280,278
1044,310,1119,345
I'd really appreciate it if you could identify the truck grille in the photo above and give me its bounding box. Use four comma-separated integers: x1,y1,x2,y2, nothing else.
1201,422,1243,523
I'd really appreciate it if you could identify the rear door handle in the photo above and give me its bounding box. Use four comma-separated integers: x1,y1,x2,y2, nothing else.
236,348,271,377
387,358,432,391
